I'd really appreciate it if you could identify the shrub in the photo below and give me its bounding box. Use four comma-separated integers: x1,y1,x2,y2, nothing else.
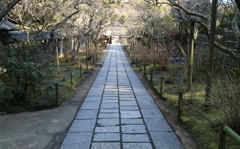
0,42,55,105
211,72,240,134
155,40,172,71
135,43,149,67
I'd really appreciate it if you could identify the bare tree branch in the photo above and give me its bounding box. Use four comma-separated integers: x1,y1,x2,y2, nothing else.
149,0,240,62
215,40,238,58
0,0,21,20
54,5,80,29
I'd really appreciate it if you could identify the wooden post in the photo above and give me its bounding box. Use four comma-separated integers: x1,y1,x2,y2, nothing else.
144,65,146,77
205,0,218,103
91,57,94,67
70,72,73,86
218,122,226,149
55,83,59,105
80,64,82,78
150,69,153,84
131,56,134,65
86,38,89,71
178,91,183,117
56,45,60,71
160,77,164,95
86,60,89,71
60,40,63,56
136,58,138,67
96,52,98,61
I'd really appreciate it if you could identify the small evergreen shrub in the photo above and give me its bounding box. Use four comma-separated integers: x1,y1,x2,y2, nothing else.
0,42,55,105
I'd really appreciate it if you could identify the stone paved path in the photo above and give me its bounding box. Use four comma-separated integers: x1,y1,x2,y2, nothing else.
60,44,184,149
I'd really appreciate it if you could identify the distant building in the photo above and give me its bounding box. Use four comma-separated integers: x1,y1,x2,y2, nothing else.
7,31,51,42
0,18,19,44
0,19,19,31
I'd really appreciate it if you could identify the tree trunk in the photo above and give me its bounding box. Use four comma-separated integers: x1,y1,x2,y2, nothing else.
94,42,98,63
187,21,195,90
86,38,89,70
71,38,76,62
205,0,218,103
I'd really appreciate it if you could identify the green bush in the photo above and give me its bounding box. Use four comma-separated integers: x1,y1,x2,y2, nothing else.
0,42,55,105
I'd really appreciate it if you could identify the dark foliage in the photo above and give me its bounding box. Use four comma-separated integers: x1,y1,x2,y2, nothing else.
0,42,55,105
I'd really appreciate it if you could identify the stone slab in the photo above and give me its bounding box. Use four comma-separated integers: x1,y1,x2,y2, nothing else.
120,101,138,106
141,109,164,119
122,134,150,142
101,103,119,109
75,109,98,120
123,143,153,149
97,118,119,126
60,132,92,149
150,132,184,149
100,109,118,113
120,111,141,119
91,142,121,149
144,118,173,132
98,113,119,119
121,119,144,125
69,119,96,132
80,102,100,110
121,125,147,133
120,106,139,111
93,133,120,141
95,126,120,133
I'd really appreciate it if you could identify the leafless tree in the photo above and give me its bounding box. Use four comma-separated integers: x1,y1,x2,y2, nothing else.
81,1,113,60
7,0,91,32
145,0,240,64
0,0,21,20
